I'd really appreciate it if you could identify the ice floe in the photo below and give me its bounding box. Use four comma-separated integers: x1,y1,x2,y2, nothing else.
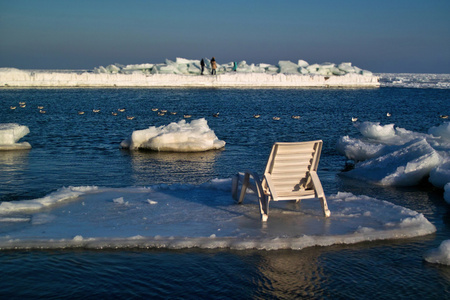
337,122,450,190
120,118,225,152
424,239,450,266
0,183,436,250
0,123,31,150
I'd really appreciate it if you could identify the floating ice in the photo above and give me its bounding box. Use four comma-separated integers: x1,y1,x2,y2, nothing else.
338,122,450,189
0,123,31,150
424,239,450,265
0,183,436,250
120,118,226,152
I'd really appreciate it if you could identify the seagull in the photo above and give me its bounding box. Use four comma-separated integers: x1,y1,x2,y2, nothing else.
20,104,26,108
37,106,44,110
160,109,168,113
386,112,391,117
213,112,219,117
183,114,192,119
151,108,158,112
158,111,165,116
352,117,358,122
126,116,135,120
440,115,449,119
253,114,261,118
118,108,125,112
111,112,118,116
291,115,300,119
78,111,85,115
10,106,16,110
93,109,100,113
272,117,281,121
170,111,177,115
39,110,46,114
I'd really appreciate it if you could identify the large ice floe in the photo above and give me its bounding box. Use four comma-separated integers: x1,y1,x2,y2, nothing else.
0,123,31,150
0,57,379,88
337,122,450,200
120,118,226,152
0,184,436,250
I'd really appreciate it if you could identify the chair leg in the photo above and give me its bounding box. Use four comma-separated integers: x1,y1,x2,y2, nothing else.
320,196,331,217
231,174,239,201
259,195,269,222
238,172,250,204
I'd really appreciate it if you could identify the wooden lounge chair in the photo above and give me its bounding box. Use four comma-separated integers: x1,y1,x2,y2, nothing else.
232,140,330,221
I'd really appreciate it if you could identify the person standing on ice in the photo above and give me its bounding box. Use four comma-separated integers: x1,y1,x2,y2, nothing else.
200,59,205,75
211,57,217,75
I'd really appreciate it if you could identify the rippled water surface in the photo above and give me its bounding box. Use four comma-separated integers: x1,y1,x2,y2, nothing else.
0,87,449,298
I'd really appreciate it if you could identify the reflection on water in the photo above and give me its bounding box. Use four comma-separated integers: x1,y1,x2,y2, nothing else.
0,150,30,201
254,250,325,298
123,149,224,185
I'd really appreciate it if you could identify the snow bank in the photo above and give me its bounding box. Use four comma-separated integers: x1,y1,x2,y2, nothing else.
0,183,436,250
424,240,450,265
0,58,380,88
338,122,450,190
120,118,226,152
0,123,31,150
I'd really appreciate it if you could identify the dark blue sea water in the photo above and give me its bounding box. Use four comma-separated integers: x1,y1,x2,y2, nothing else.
0,87,449,299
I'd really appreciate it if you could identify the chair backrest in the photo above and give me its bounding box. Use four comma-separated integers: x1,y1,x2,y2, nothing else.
262,140,323,194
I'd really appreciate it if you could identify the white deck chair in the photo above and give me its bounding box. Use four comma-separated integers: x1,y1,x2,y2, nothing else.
232,140,330,221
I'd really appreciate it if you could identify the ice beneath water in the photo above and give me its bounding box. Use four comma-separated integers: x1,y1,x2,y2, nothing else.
0,182,436,250
120,118,226,152
0,123,31,150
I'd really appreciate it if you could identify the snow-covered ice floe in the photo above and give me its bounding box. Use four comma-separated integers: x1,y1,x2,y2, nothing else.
337,122,450,194
424,240,450,266
0,58,379,88
0,183,436,250
0,123,31,150
120,118,225,152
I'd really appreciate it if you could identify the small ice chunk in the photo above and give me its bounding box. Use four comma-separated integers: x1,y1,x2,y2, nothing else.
424,240,450,265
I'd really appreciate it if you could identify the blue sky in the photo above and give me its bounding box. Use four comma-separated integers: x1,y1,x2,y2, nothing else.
1,0,449,73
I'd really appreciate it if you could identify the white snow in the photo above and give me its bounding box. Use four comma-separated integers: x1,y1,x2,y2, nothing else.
378,73,450,89
0,58,380,88
424,239,450,265
0,123,31,150
0,183,436,250
338,122,450,190
120,118,226,152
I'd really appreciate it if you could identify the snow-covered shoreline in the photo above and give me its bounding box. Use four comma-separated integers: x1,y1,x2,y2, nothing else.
0,58,380,88
0,69,379,88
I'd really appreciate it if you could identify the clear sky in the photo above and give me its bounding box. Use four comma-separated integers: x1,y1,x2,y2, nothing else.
1,0,449,73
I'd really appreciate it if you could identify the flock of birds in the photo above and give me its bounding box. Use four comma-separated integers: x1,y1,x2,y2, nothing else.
8,102,303,121
9,102,449,122
351,112,449,123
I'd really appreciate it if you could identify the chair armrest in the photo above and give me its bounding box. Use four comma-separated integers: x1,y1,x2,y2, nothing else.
238,170,265,204
309,171,325,199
